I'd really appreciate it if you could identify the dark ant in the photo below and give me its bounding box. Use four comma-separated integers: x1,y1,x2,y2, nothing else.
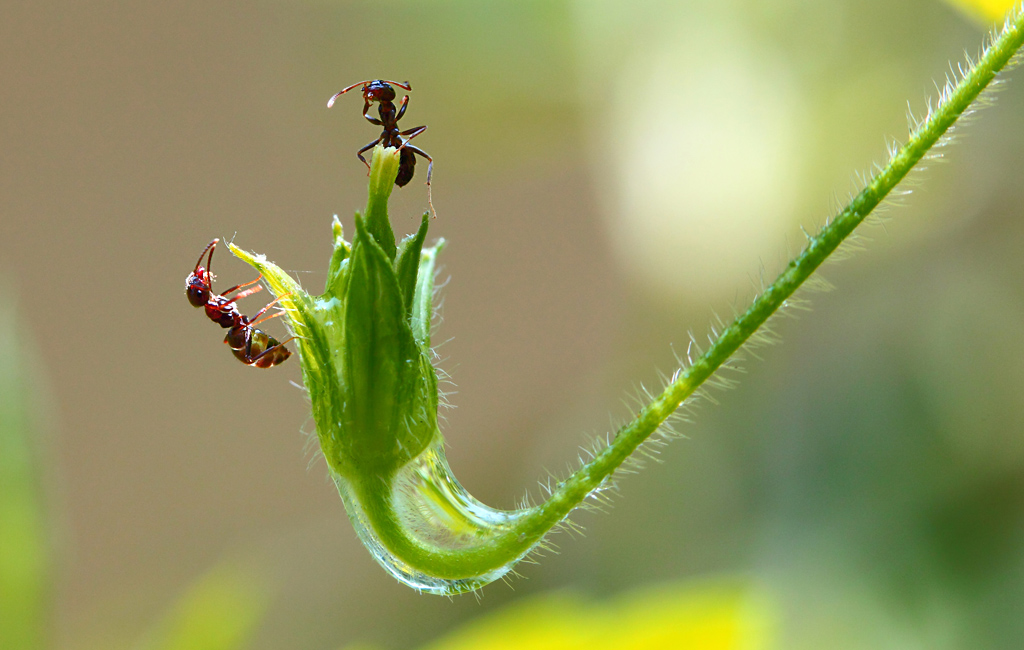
185,239,294,369
328,79,435,216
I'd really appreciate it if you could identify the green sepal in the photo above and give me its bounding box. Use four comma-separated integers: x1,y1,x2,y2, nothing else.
226,244,344,472
412,238,445,349
324,215,351,297
339,214,437,472
394,213,430,318
0,297,49,650
363,146,400,260
228,148,443,480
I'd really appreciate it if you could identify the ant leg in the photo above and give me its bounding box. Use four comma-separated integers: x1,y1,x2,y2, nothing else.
395,95,409,121
218,274,263,308
397,125,427,144
357,138,382,173
248,309,285,329
362,101,383,126
248,292,293,324
220,274,262,298
223,284,263,306
250,336,299,367
397,126,431,184
401,143,436,219
401,144,432,183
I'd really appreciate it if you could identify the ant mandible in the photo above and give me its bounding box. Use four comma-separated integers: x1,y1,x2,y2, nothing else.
185,239,294,369
328,79,435,216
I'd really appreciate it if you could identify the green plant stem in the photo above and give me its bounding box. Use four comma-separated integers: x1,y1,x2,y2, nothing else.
524,9,1024,536
345,9,1024,581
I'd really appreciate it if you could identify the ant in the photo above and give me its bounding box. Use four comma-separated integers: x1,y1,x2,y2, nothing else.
328,79,435,216
185,239,294,369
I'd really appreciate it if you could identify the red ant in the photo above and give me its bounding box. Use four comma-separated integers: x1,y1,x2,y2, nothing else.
328,79,435,216
185,239,294,369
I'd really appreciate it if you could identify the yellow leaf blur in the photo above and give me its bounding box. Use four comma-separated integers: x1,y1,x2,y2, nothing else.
404,579,774,650
140,564,268,650
943,0,1017,22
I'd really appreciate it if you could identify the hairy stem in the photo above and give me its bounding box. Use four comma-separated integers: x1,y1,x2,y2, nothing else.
537,9,1024,524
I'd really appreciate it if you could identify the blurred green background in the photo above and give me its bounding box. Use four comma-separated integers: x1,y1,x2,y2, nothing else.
2,0,1023,648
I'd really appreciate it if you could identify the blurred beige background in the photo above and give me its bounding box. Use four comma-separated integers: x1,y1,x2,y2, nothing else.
2,1,1023,648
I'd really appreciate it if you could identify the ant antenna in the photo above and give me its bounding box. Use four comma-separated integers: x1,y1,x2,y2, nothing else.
327,80,413,107
195,238,218,272
328,81,369,107
382,80,412,91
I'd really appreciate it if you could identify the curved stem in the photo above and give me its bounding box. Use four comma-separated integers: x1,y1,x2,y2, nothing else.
229,9,1024,594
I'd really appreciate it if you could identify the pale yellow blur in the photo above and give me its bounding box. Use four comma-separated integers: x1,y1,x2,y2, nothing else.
377,579,774,650
944,0,1018,22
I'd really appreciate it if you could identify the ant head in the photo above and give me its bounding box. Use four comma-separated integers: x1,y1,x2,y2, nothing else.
363,80,396,103
185,271,211,307
186,239,218,307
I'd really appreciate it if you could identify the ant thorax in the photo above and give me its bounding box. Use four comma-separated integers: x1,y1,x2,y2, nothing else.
204,295,242,328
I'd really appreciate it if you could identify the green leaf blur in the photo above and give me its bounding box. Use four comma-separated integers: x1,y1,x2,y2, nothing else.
0,294,49,650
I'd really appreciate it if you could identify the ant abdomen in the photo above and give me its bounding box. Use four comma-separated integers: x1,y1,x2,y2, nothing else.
396,148,416,187
225,324,292,368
